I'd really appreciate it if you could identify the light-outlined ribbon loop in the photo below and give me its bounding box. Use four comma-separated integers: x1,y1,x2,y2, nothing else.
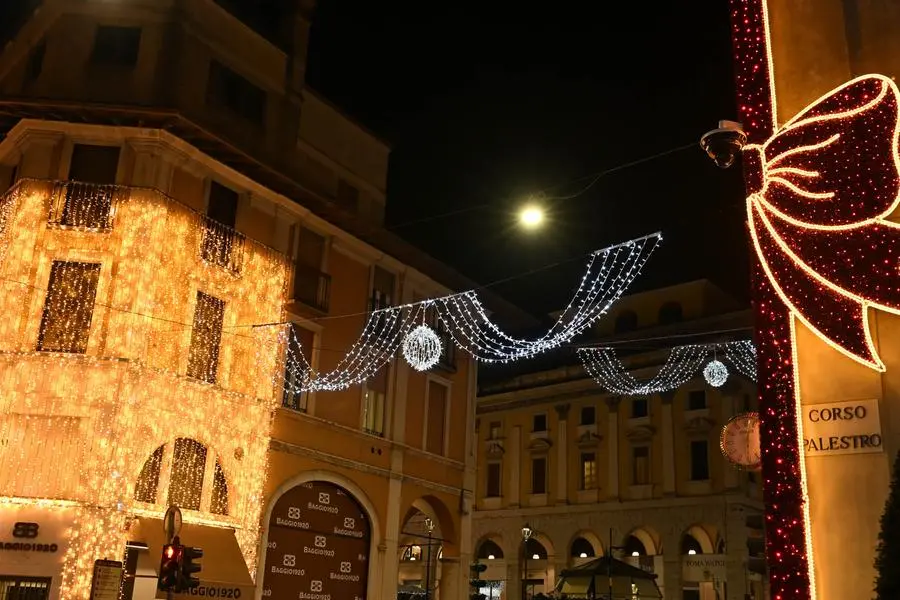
747,74,900,370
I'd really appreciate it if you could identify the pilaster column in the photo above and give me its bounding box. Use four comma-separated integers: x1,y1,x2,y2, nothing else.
17,131,64,179
554,403,570,504
660,391,677,496
605,396,621,499
508,426,521,507
379,451,403,600
506,560,522,600
438,557,463,600
126,140,174,190
663,554,681,600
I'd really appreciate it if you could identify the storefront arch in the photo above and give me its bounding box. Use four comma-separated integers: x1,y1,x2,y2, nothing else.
256,470,381,600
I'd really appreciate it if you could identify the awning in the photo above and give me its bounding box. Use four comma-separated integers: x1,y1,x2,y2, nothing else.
559,577,591,595
129,517,255,600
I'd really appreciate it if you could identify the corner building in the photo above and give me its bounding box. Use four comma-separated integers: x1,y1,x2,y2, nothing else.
0,2,532,599
471,282,769,600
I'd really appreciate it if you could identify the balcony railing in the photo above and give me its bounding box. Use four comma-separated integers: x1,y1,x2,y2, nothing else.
48,181,120,230
200,215,246,275
292,263,331,312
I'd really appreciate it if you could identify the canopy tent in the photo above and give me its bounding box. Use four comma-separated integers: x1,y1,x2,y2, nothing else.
555,555,662,599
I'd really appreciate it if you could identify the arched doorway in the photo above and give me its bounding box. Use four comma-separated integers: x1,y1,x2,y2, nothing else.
261,481,371,599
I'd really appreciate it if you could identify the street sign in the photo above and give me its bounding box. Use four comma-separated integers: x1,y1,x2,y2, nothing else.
89,559,123,600
163,506,182,543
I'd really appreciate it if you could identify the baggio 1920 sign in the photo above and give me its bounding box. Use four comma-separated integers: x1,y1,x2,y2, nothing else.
262,482,370,600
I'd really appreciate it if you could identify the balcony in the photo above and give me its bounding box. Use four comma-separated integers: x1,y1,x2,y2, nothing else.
199,215,246,275
292,264,331,313
48,181,120,230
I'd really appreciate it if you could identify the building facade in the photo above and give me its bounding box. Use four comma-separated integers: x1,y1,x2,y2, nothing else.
471,281,768,600
0,1,534,599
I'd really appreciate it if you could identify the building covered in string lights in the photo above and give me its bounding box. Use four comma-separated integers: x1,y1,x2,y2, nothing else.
471,281,768,600
0,1,536,599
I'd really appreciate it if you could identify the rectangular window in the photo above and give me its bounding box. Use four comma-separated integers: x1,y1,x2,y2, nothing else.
207,181,239,228
580,405,596,425
25,40,45,82
364,365,388,436
371,266,395,310
56,144,120,228
580,452,597,490
690,440,710,481
632,446,650,485
37,261,101,353
486,462,501,498
293,226,330,311
533,413,547,432
167,438,207,511
90,25,141,67
425,381,448,455
207,60,267,125
186,292,225,383
631,397,649,418
688,390,707,411
531,457,547,494
282,324,314,411
488,421,502,440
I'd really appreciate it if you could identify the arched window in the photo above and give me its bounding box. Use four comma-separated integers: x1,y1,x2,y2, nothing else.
623,535,646,557
134,438,229,515
681,534,703,555
525,538,547,560
401,545,423,561
614,310,638,333
658,302,683,325
570,537,595,559
477,540,504,560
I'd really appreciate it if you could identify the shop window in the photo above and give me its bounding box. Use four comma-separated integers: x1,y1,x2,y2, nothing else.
37,261,101,353
186,292,225,383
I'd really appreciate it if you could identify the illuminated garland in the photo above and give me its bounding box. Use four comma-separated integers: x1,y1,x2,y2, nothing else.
578,341,756,396
277,233,662,392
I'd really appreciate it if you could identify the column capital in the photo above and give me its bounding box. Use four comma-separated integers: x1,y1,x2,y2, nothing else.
554,403,571,419
660,390,677,405
605,396,623,411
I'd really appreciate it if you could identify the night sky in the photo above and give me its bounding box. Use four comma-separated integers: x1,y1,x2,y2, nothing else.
307,2,749,316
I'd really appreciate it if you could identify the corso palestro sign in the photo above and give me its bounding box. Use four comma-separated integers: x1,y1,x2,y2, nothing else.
802,399,884,455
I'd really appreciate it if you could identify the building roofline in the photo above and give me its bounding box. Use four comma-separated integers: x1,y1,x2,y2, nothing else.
302,86,393,151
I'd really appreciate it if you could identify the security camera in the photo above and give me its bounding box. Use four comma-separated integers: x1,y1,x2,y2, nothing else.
700,120,747,169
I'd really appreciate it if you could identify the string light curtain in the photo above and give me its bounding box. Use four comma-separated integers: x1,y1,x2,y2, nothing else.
278,233,662,393
578,341,756,396
0,179,290,600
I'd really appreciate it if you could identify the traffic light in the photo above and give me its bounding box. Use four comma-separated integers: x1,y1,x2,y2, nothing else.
746,513,767,575
179,546,203,590
469,561,487,600
158,539,182,592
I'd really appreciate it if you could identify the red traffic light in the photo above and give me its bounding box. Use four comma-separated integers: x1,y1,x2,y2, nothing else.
165,545,176,559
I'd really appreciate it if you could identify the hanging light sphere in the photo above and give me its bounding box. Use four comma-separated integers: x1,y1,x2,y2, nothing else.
703,359,729,387
403,325,442,371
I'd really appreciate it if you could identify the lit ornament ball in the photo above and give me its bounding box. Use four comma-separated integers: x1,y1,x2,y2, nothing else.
402,325,443,371
703,359,729,388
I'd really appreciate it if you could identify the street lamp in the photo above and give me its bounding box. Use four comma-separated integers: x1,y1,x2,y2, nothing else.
424,518,435,600
521,524,533,600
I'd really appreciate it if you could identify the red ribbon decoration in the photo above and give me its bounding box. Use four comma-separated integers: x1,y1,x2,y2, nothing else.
747,74,900,370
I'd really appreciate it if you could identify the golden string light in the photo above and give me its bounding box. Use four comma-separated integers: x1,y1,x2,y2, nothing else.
0,179,290,599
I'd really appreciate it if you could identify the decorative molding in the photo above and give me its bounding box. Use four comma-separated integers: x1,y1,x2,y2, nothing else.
554,403,571,419
527,437,553,453
576,429,602,448
626,424,656,442
684,416,717,435
484,440,505,459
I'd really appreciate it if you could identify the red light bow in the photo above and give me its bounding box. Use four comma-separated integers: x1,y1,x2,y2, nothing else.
746,74,900,370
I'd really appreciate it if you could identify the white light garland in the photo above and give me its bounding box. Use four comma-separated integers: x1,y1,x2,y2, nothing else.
278,233,662,393
402,324,442,371
579,340,757,396
703,359,729,387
